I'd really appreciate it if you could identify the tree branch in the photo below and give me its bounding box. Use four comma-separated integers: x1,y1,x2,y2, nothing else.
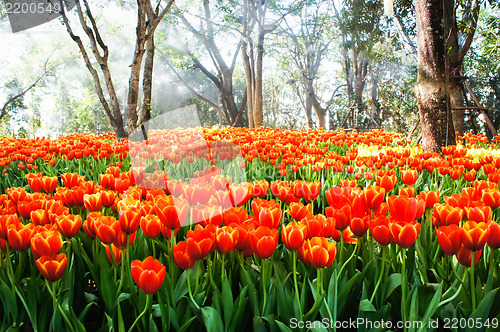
457,0,480,63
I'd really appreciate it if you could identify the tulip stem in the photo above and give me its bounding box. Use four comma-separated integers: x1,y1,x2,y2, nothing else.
292,251,303,318
401,248,408,332
186,268,200,310
338,240,358,277
304,268,323,320
470,251,476,311
370,245,387,304
128,294,151,332
46,279,75,332
261,258,268,315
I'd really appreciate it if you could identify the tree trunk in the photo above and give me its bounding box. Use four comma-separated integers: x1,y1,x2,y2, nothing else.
253,25,264,128
125,0,147,135
305,80,314,128
242,41,255,128
139,33,154,126
415,0,455,153
445,0,464,135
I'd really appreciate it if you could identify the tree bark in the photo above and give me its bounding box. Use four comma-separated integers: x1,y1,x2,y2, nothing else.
415,0,455,153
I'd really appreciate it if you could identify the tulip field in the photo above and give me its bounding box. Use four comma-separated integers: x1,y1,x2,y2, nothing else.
1,127,500,331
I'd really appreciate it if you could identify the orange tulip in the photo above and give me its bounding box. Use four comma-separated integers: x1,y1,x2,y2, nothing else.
173,241,195,270
432,204,463,227
389,220,420,248
435,225,462,255
401,169,418,186
84,193,102,212
298,237,336,268
388,195,417,222
56,214,82,238
288,202,310,221
281,222,307,251
462,221,489,251
7,222,35,251
140,215,162,239
131,256,166,294
30,230,63,259
377,174,397,192
186,226,214,260
155,196,189,230
41,176,58,193
36,253,67,282
369,215,393,246
249,226,279,259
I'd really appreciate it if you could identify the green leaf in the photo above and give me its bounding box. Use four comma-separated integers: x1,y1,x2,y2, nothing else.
275,320,293,332
0,278,18,322
359,299,377,313
417,283,443,332
99,257,116,311
383,273,402,302
470,288,499,322
201,306,224,332
221,277,233,326
173,270,188,306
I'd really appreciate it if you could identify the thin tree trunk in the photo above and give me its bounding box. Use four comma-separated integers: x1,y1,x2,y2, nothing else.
139,34,154,126
415,0,455,153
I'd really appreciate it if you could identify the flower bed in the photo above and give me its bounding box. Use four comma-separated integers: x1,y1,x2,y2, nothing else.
0,128,500,331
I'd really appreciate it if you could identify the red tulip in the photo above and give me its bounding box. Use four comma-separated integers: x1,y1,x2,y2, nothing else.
389,220,420,248
388,195,417,222
105,244,124,265
186,226,214,260
298,237,336,268
417,191,440,209
301,181,321,203
401,169,418,186
26,173,43,192
432,204,463,227
482,189,500,210
435,225,462,255
41,176,58,193
250,180,269,198
94,216,120,245
288,202,310,221
281,222,307,251
30,209,50,226
487,222,500,249
465,206,492,224
0,214,19,239
462,221,490,251
456,244,482,267
377,174,397,192
215,226,239,254
249,226,279,259
84,193,102,212
119,208,141,234
30,230,63,259
303,213,335,238
173,241,195,270
36,253,68,282
325,205,350,231
252,199,282,228
7,222,35,251
369,215,393,246
140,215,162,239
131,256,166,294
155,196,189,230
350,216,370,238
229,183,251,206
363,185,385,210
101,190,116,208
